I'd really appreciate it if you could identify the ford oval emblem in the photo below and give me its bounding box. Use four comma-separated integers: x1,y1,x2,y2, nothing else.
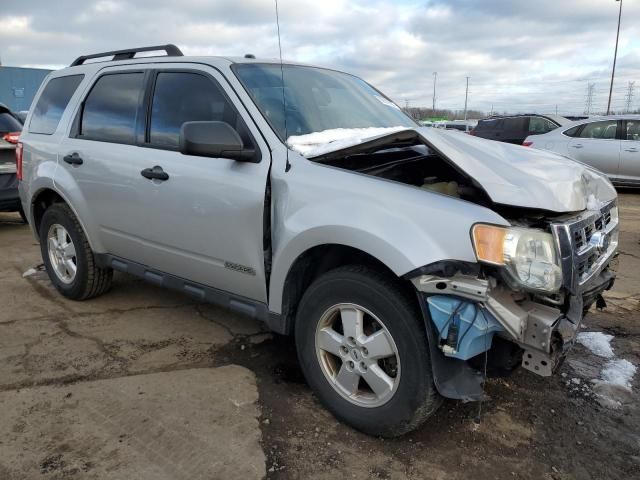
589,231,609,254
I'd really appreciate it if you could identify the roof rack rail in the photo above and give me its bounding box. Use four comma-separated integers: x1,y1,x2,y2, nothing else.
70,44,183,67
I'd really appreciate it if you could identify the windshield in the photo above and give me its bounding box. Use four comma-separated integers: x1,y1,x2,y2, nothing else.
234,64,416,142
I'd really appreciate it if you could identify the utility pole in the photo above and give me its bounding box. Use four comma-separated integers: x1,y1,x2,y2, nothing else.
607,0,623,115
555,104,558,115
584,83,595,115
624,81,635,113
432,72,437,112
463,76,470,131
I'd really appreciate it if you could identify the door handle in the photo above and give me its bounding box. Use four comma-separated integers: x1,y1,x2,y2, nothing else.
571,144,583,149
624,147,638,152
141,165,169,181
63,152,83,165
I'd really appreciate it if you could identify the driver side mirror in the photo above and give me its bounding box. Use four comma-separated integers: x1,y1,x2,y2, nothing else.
179,121,257,162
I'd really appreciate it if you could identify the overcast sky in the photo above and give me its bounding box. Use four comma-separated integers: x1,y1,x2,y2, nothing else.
1,0,639,115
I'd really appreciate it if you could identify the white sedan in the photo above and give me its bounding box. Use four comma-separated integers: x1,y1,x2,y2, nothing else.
523,115,640,187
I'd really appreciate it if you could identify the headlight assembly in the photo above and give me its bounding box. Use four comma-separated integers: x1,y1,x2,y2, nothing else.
472,224,562,293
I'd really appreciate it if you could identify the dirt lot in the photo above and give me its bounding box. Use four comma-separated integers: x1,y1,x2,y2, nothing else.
0,193,638,480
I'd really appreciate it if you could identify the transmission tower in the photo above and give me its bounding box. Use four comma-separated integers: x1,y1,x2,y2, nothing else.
625,81,635,113
584,83,595,115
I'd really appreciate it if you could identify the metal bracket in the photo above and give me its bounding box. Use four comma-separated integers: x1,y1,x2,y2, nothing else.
522,348,556,376
521,303,562,353
412,274,489,302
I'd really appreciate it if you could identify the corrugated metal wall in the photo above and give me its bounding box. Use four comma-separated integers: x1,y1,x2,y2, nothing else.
0,67,51,112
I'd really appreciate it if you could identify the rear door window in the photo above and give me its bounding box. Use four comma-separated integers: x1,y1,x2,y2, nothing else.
148,71,246,149
29,74,84,135
578,120,618,140
80,73,145,144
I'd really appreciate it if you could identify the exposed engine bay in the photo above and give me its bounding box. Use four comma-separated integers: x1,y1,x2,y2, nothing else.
319,144,492,206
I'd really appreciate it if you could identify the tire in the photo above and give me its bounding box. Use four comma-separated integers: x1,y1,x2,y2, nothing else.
295,265,442,437
39,203,113,300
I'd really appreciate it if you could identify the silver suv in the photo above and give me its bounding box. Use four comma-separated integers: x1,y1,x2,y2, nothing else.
19,45,619,437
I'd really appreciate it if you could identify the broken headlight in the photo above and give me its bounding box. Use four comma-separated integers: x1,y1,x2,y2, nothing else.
472,224,562,293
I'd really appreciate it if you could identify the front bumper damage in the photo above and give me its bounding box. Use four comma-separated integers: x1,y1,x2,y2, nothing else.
412,200,619,399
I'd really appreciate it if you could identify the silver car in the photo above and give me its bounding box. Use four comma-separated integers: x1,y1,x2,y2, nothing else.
524,115,640,186
18,45,618,437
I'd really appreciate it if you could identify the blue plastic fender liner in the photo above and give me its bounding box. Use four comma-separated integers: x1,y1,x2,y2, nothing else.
427,295,504,361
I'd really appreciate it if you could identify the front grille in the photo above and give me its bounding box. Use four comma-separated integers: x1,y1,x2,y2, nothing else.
551,200,618,293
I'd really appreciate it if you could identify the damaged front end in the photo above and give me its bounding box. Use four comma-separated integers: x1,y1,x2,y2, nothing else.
304,126,619,401
409,199,619,400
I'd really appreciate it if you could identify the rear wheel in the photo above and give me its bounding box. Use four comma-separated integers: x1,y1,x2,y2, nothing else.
295,265,441,437
40,203,112,300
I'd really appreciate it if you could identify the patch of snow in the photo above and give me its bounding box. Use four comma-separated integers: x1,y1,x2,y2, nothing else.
585,194,602,211
576,331,615,358
287,126,407,157
22,268,37,278
599,359,637,390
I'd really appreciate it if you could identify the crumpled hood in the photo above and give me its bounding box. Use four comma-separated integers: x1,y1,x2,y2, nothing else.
415,127,616,213
302,126,617,213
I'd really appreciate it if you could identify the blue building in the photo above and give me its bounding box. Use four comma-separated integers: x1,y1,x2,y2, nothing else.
0,66,52,112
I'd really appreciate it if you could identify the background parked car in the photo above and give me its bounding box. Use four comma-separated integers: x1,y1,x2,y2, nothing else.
0,103,25,221
15,111,29,123
524,115,640,187
470,114,569,144
439,120,478,132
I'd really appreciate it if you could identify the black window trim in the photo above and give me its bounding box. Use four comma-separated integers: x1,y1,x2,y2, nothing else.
72,69,148,146
28,73,85,136
71,66,262,163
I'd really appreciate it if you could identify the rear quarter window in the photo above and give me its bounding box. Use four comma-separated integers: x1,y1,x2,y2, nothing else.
563,125,582,137
29,74,84,135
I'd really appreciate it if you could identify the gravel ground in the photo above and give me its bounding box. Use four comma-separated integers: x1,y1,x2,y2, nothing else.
0,192,638,480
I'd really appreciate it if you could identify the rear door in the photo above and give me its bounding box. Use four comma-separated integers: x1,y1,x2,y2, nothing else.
567,120,620,177
59,64,271,302
618,119,640,185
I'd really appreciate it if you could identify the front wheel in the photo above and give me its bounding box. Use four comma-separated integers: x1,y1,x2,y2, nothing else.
295,265,441,437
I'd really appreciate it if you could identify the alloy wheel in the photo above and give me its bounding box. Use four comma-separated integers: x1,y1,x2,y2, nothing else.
315,303,401,408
